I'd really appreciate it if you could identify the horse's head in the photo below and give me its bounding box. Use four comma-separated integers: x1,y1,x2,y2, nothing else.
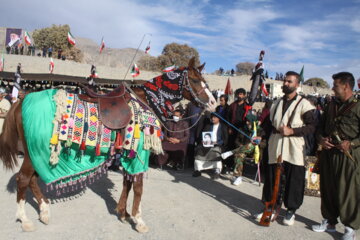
183,57,216,112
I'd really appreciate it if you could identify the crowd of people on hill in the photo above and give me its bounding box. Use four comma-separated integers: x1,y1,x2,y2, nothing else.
5,45,66,60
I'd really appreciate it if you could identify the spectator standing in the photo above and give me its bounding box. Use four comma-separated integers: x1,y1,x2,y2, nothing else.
312,72,360,240
48,47,53,58
0,88,11,134
42,47,47,57
215,94,230,120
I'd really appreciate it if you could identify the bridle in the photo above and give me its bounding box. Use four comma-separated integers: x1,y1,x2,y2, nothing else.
183,69,211,109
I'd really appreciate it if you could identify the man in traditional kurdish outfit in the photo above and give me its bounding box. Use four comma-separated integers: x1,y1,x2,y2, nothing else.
312,72,359,240
256,71,316,225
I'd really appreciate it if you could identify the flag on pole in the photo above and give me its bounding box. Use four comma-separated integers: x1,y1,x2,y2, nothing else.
49,58,54,73
0,54,4,72
224,78,233,95
99,37,105,54
131,63,140,77
261,83,269,96
67,32,76,46
145,41,151,54
162,64,175,72
299,65,304,83
24,31,32,46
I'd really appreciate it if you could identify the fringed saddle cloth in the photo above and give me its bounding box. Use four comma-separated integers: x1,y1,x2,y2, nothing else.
50,90,163,165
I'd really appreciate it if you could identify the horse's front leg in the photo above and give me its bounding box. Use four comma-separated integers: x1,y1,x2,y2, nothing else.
116,177,132,222
132,176,149,233
16,156,36,232
29,173,50,225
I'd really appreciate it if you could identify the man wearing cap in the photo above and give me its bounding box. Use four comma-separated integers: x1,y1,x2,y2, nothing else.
0,87,11,134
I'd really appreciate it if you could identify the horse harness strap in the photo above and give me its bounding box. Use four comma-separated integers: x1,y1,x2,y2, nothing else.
78,83,132,129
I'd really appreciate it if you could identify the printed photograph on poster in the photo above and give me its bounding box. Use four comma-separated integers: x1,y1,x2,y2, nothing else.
306,163,320,190
202,132,214,147
6,28,22,47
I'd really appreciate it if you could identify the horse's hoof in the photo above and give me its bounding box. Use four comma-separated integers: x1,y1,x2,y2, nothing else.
39,200,50,225
135,223,149,233
40,213,50,225
21,220,36,232
120,216,131,224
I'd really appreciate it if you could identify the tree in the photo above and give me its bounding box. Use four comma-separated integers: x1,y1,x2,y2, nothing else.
235,62,255,75
138,55,160,72
138,42,200,71
32,24,83,62
160,43,200,69
304,77,329,88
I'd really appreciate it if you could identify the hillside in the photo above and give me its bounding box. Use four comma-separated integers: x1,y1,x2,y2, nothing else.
76,37,146,69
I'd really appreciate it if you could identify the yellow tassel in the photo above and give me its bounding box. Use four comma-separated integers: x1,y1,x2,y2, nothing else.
254,145,260,164
134,123,141,139
50,134,59,145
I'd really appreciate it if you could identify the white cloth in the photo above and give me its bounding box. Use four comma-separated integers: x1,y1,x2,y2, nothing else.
268,96,315,166
0,98,11,134
194,159,222,171
212,123,219,143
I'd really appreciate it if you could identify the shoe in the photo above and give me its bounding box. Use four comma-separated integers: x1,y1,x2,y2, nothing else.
312,219,336,233
166,162,175,168
283,210,295,226
212,173,220,180
342,226,356,240
254,212,275,221
232,177,242,185
192,171,201,177
221,151,233,159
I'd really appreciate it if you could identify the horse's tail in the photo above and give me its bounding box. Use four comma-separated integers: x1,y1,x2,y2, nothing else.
0,101,23,170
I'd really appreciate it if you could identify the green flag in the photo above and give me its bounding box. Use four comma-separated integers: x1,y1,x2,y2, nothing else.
299,65,304,83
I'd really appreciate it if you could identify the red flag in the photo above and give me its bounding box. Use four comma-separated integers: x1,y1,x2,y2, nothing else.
261,83,269,96
67,32,76,46
49,58,54,73
131,63,140,77
99,37,105,54
224,78,233,95
145,41,150,54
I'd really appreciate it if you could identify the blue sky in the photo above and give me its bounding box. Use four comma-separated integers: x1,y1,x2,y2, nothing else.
1,0,359,84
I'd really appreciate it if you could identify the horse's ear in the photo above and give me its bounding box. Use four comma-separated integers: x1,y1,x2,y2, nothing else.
198,62,206,73
188,57,196,68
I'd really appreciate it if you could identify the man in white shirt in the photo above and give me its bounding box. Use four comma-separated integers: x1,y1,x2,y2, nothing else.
0,87,11,134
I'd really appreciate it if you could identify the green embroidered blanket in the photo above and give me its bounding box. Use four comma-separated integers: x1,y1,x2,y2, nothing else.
22,89,108,186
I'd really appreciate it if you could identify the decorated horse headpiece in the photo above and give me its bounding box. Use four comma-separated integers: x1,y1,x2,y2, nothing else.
141,67,212,122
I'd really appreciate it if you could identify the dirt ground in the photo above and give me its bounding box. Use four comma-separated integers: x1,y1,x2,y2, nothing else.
0,161,345,240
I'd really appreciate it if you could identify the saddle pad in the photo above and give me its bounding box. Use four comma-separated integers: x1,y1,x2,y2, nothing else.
58,93,112,148
22,89,108,185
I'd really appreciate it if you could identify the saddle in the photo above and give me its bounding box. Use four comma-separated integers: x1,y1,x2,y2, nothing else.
78,84,132,129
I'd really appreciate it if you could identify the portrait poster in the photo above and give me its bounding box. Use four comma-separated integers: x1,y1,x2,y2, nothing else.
306,163,320,190
6,28,22,47
202,131,214,147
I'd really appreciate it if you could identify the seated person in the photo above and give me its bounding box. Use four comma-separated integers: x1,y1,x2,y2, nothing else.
193,113,228,179
221,114,260,185
157,109,189,170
